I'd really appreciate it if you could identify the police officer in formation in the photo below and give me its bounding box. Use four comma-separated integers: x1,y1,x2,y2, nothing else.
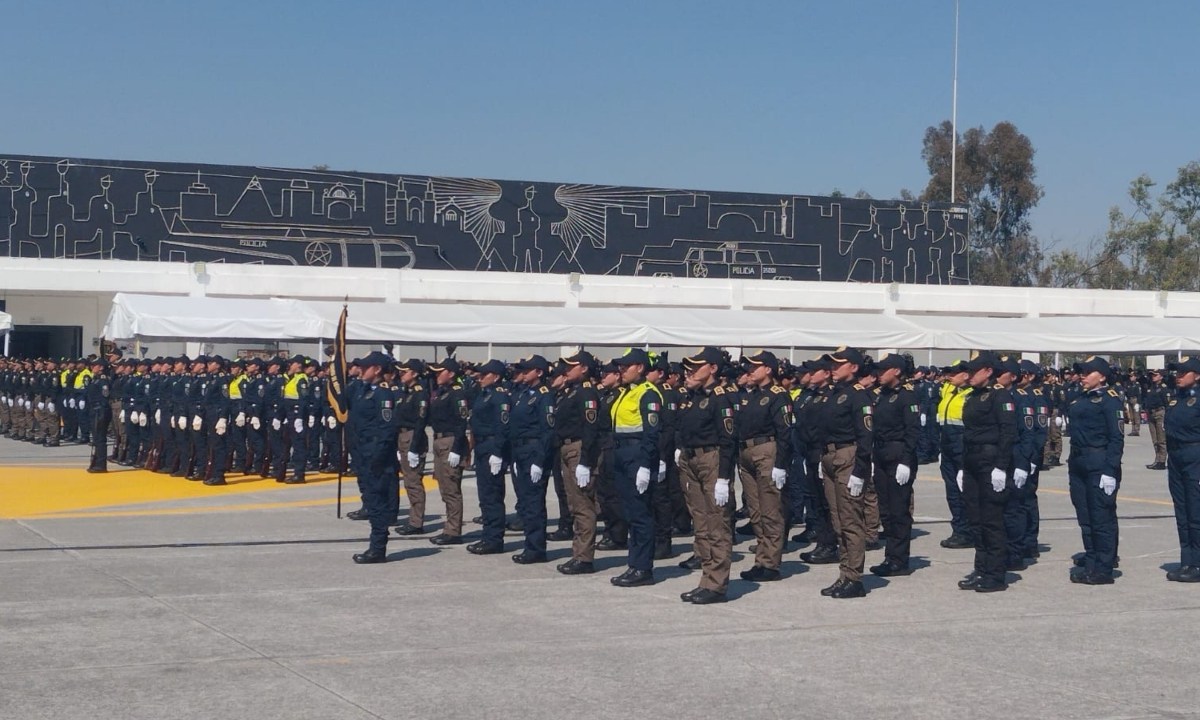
5,347,1198,595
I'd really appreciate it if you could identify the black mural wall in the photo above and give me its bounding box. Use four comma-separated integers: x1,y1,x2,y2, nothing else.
0,154,969,283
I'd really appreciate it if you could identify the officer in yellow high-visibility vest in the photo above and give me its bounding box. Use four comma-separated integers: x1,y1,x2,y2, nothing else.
227,359,250,475
937,360,974,549
608,348,664,587
281,355,311,484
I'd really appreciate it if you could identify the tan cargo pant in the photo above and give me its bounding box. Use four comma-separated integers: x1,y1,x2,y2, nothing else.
432,435,465,537
110,399,125,452
864,474,881,543
681,447,732,592
822,444,866,583
398,429,426,529
739,440,784,570
1148,408,1166,464
560,439,598,562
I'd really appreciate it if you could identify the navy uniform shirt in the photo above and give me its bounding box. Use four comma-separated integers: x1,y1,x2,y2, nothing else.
470,384,511,463
737,383,794,470
1066,385,1125,477
1144,381,1170,411
675,382,738,479
507,381,556,468
429,380,471,458
871,382,921,461
961,383,1018,472
1013,385,1047,473
554,379,602,470
816,380,874,480
348,379,400,476
396,382,430,453
1164,385,1200,446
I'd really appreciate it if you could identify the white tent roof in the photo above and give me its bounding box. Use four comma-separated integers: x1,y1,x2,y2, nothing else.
104,293,326,342
101,293,1200,353
0,310,11,333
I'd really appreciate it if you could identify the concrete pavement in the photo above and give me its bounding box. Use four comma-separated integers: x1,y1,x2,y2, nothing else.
1,431,1196,720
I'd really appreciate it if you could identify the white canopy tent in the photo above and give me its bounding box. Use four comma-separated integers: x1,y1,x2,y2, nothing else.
102,293,1200,354
0,310,12,356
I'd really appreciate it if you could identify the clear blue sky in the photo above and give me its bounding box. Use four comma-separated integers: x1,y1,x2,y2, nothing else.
4,1,1197,252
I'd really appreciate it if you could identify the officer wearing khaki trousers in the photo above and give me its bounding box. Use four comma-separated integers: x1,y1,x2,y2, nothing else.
736,350,794,583
393,359,430,536
554,351,603,575
676,347,739,604
427,358,471,545
815,346,875,599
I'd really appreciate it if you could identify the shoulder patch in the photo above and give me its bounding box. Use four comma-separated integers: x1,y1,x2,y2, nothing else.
539,386,549,394
714,386,725,395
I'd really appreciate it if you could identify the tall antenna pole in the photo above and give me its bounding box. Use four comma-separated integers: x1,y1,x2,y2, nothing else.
950,0,960,203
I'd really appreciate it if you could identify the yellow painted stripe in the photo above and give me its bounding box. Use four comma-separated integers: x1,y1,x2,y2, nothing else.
0,466,436,519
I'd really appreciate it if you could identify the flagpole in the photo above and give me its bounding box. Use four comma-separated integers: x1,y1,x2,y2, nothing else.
336,423,345,518
950,0,960,204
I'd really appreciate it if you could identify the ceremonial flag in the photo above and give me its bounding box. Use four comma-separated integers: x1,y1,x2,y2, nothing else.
326,304,349,423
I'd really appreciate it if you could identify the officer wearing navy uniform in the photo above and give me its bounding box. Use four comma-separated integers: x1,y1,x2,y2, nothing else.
506,355,556,564
1065,355,1124,585
350,352,402,564
1145,369,1170,470
280,356,311,484
956,352,1017,593
203,357,232,485
608,349,663,587
466,359,512,555
868,353,921,577
553,351,603,575
85,359,113,473
1163,356,1200,582
1002,358,1047,569
426,357,471,546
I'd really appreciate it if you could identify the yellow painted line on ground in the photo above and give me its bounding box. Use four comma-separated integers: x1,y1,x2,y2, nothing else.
0,466,436,519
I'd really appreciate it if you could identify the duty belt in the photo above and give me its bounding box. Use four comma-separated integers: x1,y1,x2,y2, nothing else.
824,441,854,452
682,445,718,457
740,435,774,449
433,431,457,439
558,436,581,444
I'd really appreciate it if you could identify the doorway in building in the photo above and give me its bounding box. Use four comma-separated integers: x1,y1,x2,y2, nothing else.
8,325,83,359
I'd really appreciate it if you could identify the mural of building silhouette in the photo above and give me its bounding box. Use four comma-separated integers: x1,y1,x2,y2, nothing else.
0,154,970,283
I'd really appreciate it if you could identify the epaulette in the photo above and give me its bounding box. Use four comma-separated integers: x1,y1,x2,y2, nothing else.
1016,388,1028,395
582,381,593,388
903,382,915,391
714,386,725,395
770,385,786,395
1033,388,1043,395
872,387,882,397
853,383,864,391
538,385,549,394
452,383,463,390
413,384,424,391
1107,389,1119,397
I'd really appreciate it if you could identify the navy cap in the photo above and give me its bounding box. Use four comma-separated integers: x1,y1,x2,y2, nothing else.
947,359,971,374
477,359,507,376
1018,359,1042,376
965,351,1000,373
997,355,1021,377
396,358,426,374
513,354,550,372
266,356,285,368
1073,355,1113,376
743,350,779,372
192,355,210,365
822,345,865,366
428,357,461,374
1168,356,1200,374
357,351,394,368
562,350,597,371
875,353,908,372
287,354,306,366
683,347,724,367
613,348,650,367
648,352,670,372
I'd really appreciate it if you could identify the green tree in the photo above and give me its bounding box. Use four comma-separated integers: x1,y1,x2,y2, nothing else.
919,120,1045,286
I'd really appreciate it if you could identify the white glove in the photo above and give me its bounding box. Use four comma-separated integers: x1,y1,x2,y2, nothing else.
47,402,56,414
714,478,730,506
272,418,282,431
801,459,808,477
168,416,176,430
1099,474,1117,495
658,459,667,480
117,409,125,423
251,416,261,430
1134,404,1140,413
325,416,337,430
154,409,161,425
1031,462,1037,475
956,470,964,492
79,400,86,411
37,401,45,411
66,398,74,409
920,413,927,427
24,399,31,410
1013,467,1028,489
674,448,682,464
530,464,543,484
448,451,461,467
635,466,651,494
1054,416,1065,428
488,454,503,475
235,412,246,427
128,411,139,425
307,414,316,428
848,474,865,497
575,465,591,487
990,468,1006,492
772,467,787,489
293,418,304,434
896,463,912,486
407,451,420,468
138,412,147,428
215,418,227,436
191,415,203,431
